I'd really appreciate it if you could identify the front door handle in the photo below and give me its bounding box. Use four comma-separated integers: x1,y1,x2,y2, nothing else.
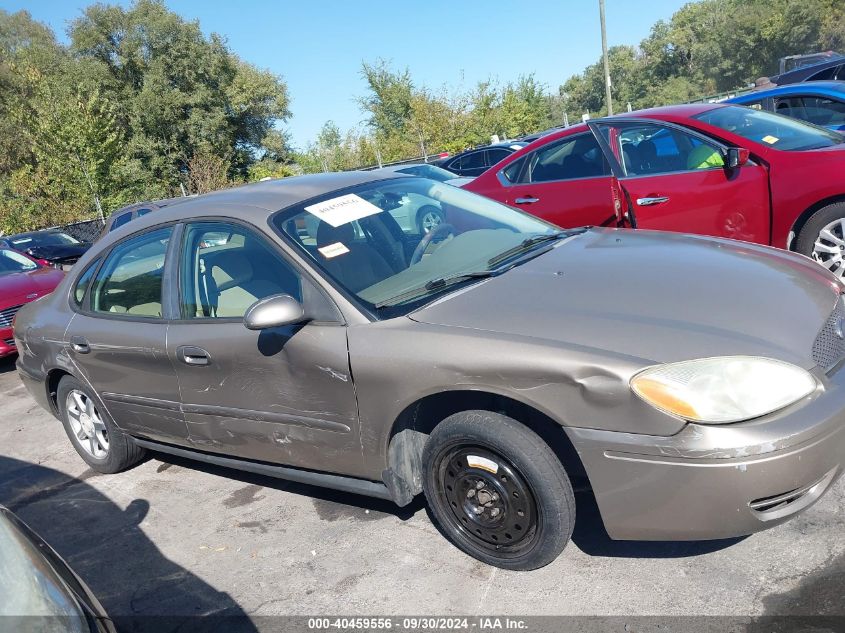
178,346,211,366
636,196,670,206
515,196,540,204
70,336,90,354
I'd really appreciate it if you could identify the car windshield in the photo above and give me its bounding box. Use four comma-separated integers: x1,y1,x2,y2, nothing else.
394,164,459,182
695,105,844,151
11,232,80,247
275,177,564,316
0,249,38,274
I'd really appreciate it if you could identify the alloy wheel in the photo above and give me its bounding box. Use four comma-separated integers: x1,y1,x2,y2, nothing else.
812,218,845,277
66,389,109,459
421,210,443,234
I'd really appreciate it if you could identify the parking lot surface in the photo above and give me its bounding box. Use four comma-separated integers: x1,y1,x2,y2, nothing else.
0,355,843,623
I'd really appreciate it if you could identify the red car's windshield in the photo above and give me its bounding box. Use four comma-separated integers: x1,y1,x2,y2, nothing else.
695,106,844,151
0,249,38,275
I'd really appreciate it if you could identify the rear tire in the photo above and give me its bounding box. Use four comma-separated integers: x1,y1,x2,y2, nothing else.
794,202,845,278
422,410,575,570
57,375,145,473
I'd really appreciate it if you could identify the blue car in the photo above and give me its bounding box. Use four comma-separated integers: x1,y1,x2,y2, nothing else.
726,81,845,133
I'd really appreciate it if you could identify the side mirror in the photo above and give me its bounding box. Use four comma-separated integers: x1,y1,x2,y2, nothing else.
243,294,306,330
725,147,750,169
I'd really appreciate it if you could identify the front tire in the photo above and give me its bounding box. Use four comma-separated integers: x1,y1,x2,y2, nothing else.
794,202,845,278
417,205,445,235
57,375,145,473
422,411,575,570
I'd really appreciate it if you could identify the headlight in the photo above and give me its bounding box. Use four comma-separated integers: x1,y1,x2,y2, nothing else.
630,356,817,424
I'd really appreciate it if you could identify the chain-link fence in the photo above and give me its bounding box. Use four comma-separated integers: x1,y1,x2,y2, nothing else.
52,218,105,243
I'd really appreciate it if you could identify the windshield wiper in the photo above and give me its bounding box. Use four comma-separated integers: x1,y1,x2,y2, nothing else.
487,229,582,268
375,270,497,308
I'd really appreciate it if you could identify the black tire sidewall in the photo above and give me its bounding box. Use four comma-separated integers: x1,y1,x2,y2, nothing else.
422,411,575,570
57,375,142,473
794,202,845,258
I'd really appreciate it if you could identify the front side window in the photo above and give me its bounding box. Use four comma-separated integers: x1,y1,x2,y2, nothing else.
90,227,171,318
522,134,610,183
487,148,512,164
275,178,559,316
0,249,38,274
602,122,725,175
180,222,304,319
798,96,845,128
695,105,844,151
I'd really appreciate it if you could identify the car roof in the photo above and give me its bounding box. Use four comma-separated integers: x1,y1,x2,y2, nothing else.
727,81,845,101
772,57,845,84
100,171,406,243
4,228,68,240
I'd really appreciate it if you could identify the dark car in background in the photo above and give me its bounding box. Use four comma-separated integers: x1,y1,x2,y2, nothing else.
0,230,91,269
0,505,115,632
0,248,64,358
772,53,845,85
727,81,845,132
434,142,526,177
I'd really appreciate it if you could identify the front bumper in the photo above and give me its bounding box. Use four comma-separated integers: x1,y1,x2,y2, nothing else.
567,365,845,541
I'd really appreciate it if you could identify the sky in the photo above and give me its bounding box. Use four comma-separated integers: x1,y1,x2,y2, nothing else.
0,0,693,149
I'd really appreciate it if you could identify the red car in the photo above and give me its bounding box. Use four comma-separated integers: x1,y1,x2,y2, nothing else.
0,249,64,358
465,103,845,276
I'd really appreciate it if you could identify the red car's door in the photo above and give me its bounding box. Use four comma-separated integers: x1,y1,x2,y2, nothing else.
591,120,771,244
498,132,619,228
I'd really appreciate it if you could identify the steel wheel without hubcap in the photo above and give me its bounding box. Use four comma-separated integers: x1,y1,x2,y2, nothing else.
812,218,845,277
439,446,539,557
66,389,109,459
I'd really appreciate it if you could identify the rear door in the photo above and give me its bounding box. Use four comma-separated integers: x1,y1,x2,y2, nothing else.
591,120,771,244
67,225,187,443
502,132,619,228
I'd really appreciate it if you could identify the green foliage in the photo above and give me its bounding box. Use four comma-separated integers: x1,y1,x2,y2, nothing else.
559,0,845,118
0,1,291,234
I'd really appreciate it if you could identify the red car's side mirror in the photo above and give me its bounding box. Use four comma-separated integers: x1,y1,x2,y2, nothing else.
726,147,750,168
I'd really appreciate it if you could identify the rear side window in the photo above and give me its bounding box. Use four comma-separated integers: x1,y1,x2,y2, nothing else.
73,259,100,306
523,134,610,183
90,227,172,318
109,212,133,231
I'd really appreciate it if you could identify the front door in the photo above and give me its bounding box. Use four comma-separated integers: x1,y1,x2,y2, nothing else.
166,220,363,476
67,226,188,444
592,120,771,244
504,132,618,229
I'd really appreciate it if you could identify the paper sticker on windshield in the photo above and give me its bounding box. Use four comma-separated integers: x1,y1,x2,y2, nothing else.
318,242,350,259
466,455,499,474
761,135,779,144
305,193,382,227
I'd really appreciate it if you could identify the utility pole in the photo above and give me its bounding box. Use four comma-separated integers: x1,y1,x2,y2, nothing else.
599,0,613,116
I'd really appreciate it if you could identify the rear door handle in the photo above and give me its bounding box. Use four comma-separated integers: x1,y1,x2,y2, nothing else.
70,336,90,354
514,196,540,204
636,196,670,206
178,346,211,366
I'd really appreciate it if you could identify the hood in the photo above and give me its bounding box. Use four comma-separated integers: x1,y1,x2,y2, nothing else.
411,229,840,369
0,267,65,306
25,243,90,261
